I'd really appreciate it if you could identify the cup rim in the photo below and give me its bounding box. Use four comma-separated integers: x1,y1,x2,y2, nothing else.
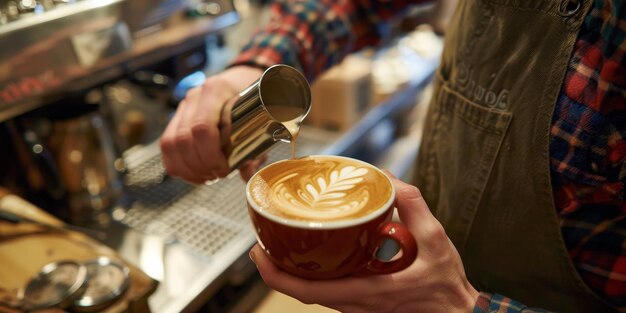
246,155,396,230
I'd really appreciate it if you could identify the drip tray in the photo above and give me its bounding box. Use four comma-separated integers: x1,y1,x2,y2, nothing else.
120,128,336,259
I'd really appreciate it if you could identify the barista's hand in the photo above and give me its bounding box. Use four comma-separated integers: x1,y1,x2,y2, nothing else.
160,66,265,184
249,175,480,313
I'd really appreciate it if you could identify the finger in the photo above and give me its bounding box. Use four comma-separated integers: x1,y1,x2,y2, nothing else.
389,177,434,234
160,102,198,181
239,163,257,182
179,88,219,176
390,177,450,254
174,127,216,182
160,98,183,174
160,120,177,175
239,155,268,181
249,245,376,306
174,86,227,180
382,169,396,179
174,89,215,179
189,81,232,176
192,123,229,177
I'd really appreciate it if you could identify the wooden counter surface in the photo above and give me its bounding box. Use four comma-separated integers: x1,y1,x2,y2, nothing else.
0,189,158,313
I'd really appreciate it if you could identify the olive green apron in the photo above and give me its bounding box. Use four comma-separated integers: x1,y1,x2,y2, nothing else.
413,0,616,311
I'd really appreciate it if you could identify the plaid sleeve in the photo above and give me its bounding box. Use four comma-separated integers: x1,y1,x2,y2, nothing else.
550,0,626,311
473,292,553,313
229,0,428,81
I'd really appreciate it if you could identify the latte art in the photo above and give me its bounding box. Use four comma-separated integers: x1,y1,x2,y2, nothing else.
272,166,369,220
249,156,392,222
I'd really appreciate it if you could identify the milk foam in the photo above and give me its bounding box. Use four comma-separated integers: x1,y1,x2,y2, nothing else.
271,166,369,220
249,156,392,222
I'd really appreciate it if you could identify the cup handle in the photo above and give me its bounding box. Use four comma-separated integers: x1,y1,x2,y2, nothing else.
360,222,417,275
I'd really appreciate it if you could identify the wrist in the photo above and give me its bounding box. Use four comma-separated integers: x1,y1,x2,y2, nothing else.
464,284,480,312
473,292,494,313
455,281,480,313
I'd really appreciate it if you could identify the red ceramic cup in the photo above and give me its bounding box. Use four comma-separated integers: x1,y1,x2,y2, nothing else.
246,156,417,280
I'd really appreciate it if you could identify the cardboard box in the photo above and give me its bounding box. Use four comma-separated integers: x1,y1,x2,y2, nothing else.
306,55,373,132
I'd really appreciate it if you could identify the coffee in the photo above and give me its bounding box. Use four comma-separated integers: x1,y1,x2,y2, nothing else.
248,155,393,222
266,104,305,159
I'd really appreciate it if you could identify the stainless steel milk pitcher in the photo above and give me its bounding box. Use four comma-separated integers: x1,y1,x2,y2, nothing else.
220,64,311,172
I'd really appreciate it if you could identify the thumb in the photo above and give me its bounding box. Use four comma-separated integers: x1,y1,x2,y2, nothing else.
389,176,436,235
239,155,268,181
390,177,453,257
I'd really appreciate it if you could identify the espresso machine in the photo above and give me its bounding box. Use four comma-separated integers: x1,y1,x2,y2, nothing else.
0,0,239,226
0,1,302,311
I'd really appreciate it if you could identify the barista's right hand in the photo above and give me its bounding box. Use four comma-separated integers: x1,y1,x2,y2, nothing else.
160,65,265,184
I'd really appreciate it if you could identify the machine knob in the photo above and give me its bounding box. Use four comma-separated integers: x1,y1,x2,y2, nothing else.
6,1,21,20
17,0,37,13
0,11,8,24
189,1,222,17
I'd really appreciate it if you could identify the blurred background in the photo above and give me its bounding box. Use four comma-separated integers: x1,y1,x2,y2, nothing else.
0,0,454,312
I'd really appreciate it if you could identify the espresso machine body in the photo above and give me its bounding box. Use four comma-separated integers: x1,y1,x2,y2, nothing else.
0,0,239,225
0,0,235,120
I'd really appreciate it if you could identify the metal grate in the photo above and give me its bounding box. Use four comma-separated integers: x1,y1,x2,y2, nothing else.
120,136,329,258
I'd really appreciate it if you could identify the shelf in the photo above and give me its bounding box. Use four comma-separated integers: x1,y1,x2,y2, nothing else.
0,5,239,122
322,54,439,159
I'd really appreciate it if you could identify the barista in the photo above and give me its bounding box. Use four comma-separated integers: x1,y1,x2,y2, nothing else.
160,0,625,312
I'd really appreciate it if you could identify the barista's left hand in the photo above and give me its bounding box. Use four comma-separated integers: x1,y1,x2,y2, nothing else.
249,175,479,313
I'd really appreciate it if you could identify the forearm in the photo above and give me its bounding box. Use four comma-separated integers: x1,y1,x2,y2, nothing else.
230,0,430,81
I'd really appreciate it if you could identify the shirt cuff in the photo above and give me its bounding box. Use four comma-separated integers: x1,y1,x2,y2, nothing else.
229,33,306,78
473,292,551,313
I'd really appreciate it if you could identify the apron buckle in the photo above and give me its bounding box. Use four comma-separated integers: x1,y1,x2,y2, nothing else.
559,0,581,17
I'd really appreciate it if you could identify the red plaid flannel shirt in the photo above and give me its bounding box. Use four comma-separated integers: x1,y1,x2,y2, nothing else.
231,0,626,311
